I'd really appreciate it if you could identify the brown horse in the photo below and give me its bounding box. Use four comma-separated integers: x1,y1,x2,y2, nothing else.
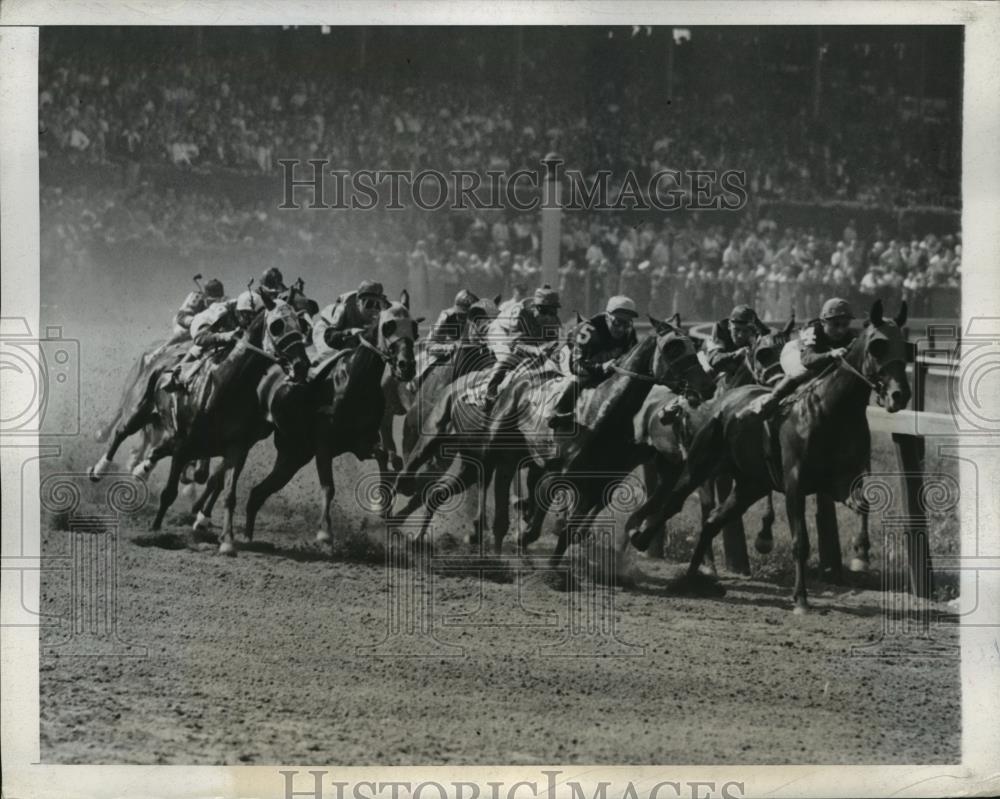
629,300,911,613
89,300,312,554
626,318,795,574
392,319,715,564
244,303,419,545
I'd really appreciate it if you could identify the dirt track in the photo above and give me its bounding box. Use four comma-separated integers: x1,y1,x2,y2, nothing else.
36,293,960,766
39,508,960,765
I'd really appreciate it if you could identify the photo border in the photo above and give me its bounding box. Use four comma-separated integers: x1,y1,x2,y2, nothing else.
2,2,998,797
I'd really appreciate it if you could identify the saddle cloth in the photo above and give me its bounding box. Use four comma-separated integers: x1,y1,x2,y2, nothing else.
462,355,564,409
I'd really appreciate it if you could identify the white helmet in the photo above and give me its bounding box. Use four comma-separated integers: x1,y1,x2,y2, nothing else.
236,290,256,313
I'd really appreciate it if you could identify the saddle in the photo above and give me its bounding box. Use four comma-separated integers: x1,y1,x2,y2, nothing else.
308,348,352,384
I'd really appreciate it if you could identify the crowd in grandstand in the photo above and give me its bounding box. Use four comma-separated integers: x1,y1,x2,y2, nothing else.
40,43,957,209
39,30,961,321
41,178,960,321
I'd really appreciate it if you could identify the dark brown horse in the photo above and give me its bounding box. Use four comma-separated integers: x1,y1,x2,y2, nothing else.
392,319,715,564
629,300,911,613
627,317,795,574
244,303,419,545
89,300,312,553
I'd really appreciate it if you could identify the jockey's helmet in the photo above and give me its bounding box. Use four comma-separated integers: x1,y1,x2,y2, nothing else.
533,285,561,310
357,280,384,301
260,267,287,294
204,278,225,299
820,297,854,320
729,304,756,324
454,289,479,312
606,295,638,318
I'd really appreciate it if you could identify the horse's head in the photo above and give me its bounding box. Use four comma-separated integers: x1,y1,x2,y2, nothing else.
854,299,911,412
377,303,418,382
749,316,796,387
263,300,311,383
649,316,714,405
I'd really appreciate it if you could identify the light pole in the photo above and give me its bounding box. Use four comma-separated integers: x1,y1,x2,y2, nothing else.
541,151,563,289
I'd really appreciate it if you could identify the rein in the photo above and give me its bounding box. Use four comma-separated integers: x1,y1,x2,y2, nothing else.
357,333,392,364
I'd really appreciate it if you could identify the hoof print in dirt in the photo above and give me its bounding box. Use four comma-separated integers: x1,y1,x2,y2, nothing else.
543,570,580,592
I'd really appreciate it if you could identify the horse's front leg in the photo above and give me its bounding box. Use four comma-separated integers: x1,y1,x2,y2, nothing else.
784,478,810,614
218,446,249,557
314,447,336,545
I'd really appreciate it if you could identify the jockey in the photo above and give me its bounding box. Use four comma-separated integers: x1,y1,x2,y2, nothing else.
430,289,479,344
313,279,389,357
741,297,856,419
150,278,226,358
256,267,289,303
480,284,563,411
163,290,256,393
704,304,770,377
547,294,639,429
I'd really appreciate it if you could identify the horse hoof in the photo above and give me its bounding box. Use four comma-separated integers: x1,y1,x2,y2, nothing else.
628,528,650,552
793,601,809,615
192,512,213,532
132,461,152,479
754,536,774,555
849,558,870,573
87,466,100,483
316,530,331,544
390,454,404,472
697,563,719,579
218,541,237,557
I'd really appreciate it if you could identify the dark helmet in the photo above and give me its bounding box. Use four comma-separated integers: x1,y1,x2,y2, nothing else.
729,304,757,324
533,284,561,309
260,267,287,293
357,280,385,300
454,289,479,312
203,278,225,299
820,297,854,320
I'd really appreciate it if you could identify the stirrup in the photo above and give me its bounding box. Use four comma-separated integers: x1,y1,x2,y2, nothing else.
163,373,185,393
547,411,574,429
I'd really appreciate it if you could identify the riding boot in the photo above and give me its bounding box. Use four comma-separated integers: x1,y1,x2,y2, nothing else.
162,366,185,393
546,381,578,430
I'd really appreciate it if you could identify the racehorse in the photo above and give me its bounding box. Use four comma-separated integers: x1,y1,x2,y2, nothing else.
392,318,715,564
244,303,419,546
89,297,312,554
628,315,804,576
629,300,910,613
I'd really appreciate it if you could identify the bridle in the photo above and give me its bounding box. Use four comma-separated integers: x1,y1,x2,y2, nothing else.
613,343,705,401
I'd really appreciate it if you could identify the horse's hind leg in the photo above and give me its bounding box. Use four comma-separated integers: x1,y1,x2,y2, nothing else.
245,445,309,543
679,479,766,597
848,493,871,573
815,492,844,582
89,405,153,481
151,455,185,531
755,493,776,554
489,459,515,554
192,460,226,531
716,474,750,576
630,416,726,552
